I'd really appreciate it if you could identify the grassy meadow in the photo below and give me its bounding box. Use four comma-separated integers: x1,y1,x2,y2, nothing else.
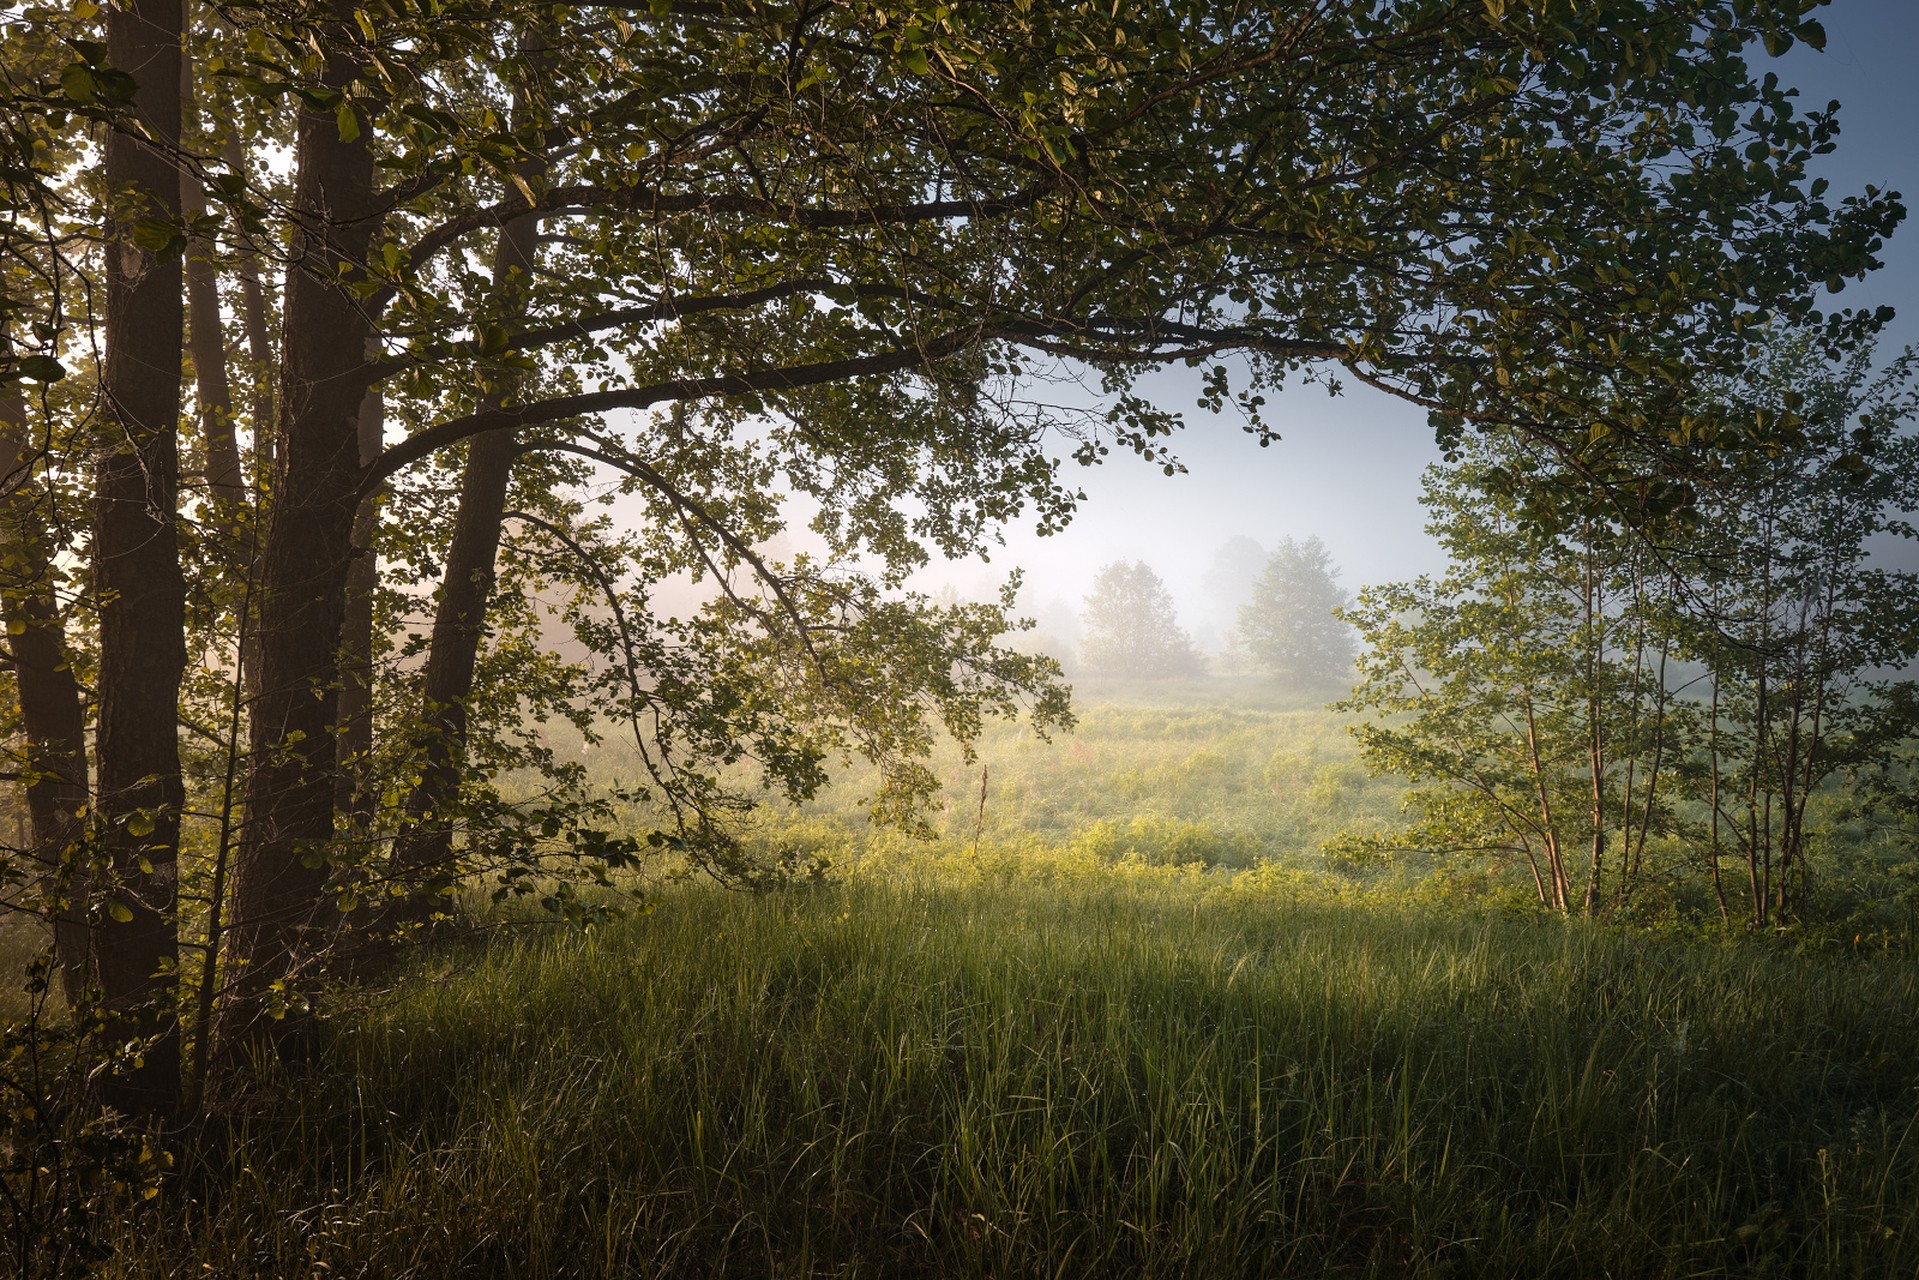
712,678,1411,877
38,681,1919,1275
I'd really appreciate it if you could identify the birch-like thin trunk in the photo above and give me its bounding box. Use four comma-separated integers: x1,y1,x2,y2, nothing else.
1520,691,1566,913
1504,575,1565,911
1747,669,1769,928
1627,637,1671,897
1746,516,1776,928
1707,668,1729,924
1781,571,1840,920
1615,552,1647,908
1582,536,1606,917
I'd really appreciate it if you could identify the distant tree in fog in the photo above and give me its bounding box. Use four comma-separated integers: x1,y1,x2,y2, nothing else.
1202,536,1268,638
1080,562,1202,679
1237,537,1355,687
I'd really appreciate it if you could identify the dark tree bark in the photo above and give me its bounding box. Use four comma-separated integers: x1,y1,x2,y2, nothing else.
181,51,245,507
92,0,186,1116
0,378,92,1006
221,134,277,487
218,7,377,1064
389,414,520,899
392,33,548,913
335,370,382,828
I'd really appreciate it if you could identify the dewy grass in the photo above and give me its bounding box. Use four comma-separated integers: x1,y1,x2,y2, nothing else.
121,875,1919,1278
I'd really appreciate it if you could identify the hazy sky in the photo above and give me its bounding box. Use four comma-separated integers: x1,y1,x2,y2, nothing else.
915,0,1919,645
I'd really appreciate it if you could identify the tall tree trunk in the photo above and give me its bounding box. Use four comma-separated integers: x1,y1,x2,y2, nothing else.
1505,577,1565,912
1626,638,1671,899
1614,553,1647,909
220,133,277,488
93,0,187,1116
389,418,520,903
181,50,245,508
1582,537,1605,917
210,127,272,713
1749,519,1776,928
1747,675,1768,929
0,377,92,1005
1707,669,1729,924
336,368,382,827
392,36,548,915
218,11,376,1065
1520,691,1567,913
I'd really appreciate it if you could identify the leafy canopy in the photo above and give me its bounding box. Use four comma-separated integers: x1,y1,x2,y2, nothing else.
0,0,1900,862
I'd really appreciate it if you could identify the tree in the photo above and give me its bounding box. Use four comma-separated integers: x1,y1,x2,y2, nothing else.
0,364,89,1005
1681,339,1919,925
1236,536,1355,688
1336,442,1695,913
0,0,1901,1112
0,16,95,1008
1079,561,1200,679
1200,535,1266,648
1336,338,1919,921
89,0,189,1115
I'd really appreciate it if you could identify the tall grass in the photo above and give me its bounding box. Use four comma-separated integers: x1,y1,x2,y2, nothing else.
42,684,1919,1274
114,873,1919,1278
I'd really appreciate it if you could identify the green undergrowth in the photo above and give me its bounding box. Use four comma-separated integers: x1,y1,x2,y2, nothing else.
117,874,1919,1278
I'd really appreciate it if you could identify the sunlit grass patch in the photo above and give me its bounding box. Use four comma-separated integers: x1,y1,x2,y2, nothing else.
666,678,1413,878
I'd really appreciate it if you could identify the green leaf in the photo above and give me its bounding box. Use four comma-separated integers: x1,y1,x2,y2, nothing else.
293,85,344,113
61,58,136,107
130,217,178,255
336,100,361,144
15,354,65,383
106,901,134,924
95,67,137,105
58,63,97,104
